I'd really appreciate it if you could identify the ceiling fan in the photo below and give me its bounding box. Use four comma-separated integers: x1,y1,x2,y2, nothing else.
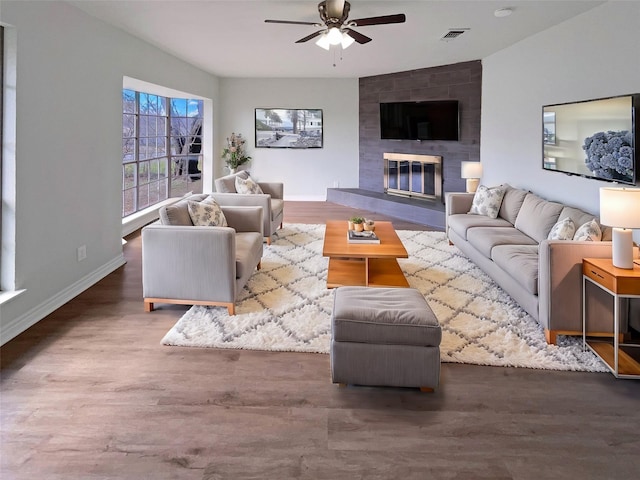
265,0,406,50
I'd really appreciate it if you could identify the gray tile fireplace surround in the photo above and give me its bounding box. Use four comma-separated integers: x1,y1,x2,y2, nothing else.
326,188,446,229
344,60,482,230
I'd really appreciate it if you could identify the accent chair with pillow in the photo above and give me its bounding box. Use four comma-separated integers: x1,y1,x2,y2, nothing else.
213,171,284,245
142,193,264,315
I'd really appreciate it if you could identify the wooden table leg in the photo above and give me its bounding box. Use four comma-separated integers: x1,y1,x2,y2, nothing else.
365,258,370,286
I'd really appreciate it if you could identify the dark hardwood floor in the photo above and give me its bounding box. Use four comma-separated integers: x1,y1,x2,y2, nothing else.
1,201,639,480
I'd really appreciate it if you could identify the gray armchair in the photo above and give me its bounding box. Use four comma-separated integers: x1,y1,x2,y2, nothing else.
142,194,263,315
213,171,284,245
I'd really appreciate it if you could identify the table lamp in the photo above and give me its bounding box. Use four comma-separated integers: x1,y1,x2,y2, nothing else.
599,187,640,269
461,161,483,193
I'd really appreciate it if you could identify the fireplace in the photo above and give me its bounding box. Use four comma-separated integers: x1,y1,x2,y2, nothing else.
383,153,443,201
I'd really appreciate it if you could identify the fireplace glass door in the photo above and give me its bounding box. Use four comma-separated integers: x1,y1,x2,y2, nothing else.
384,154,442,201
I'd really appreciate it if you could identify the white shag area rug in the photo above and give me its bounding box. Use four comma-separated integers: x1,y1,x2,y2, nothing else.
161,223,607,372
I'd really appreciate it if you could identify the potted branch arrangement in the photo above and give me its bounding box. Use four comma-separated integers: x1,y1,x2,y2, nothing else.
222,132,251,173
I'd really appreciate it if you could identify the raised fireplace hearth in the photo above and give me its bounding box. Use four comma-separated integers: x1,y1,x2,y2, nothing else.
326,153,446,228
383,153,442,202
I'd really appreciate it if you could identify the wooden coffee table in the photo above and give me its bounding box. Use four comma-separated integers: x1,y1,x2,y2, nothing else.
322,220,409,288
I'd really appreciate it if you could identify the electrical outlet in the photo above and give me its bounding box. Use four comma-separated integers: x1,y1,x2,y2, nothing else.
77,245,87,262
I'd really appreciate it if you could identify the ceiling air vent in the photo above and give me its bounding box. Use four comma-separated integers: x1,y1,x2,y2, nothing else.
441,29,469,41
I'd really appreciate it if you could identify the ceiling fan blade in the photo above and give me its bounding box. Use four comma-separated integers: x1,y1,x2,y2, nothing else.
326,0,346,19
343,28,372,44
265,19,320,26
350,13,406,27
295,30,325,43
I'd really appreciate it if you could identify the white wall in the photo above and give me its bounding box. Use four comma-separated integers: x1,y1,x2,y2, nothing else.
0,1,219,344
218,78,359,200
481,0,640,243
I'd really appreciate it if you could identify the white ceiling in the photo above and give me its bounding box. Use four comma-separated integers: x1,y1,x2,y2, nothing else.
69,0,605,78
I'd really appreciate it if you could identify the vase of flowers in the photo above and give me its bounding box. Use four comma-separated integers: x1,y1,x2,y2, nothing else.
583,130,634,182
222,132,251,173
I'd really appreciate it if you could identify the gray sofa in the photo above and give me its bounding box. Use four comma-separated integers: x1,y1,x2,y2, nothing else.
213,172,284,245
446,184,629,344
142,194,263,315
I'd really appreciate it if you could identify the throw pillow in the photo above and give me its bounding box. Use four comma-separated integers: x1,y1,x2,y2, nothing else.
547,217,575,240
235,174,264,195
573,219,602,242
468,185,506,219
187,197,228,227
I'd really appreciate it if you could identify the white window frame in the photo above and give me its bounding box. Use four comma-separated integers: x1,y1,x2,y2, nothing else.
122,90,203,218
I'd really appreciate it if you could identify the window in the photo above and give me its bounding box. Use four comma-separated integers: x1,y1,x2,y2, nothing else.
122,89,203,217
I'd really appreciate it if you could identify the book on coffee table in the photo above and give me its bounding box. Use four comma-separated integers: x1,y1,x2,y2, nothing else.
347,230,380,244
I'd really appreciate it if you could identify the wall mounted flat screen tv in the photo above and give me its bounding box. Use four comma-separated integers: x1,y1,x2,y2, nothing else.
255,108,323,148
380,100,459,141
542,94,639,185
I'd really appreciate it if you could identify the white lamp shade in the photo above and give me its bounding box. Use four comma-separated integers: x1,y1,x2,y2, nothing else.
341,32,355,49
315,33,331,50
461,161,483,179
599,187,640,228
327,27,343,45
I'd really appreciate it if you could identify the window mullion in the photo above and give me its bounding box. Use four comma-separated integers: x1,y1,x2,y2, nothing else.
167,105,172,198
134,91,140,214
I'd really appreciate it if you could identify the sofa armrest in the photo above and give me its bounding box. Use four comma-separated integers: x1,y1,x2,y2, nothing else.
538,240,625,335
258,182,283,200
142,224,236,302
445,192,474,239
446,192,474,215
211,193,272,235
221,206,263,234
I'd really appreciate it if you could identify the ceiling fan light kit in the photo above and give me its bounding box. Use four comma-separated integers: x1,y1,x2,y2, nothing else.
266,0,406,52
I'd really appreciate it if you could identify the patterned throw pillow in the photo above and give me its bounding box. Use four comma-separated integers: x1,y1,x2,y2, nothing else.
235,175,264,195
187,197,228,227
573,219,602,241
547,217,575,240
468,185,506,219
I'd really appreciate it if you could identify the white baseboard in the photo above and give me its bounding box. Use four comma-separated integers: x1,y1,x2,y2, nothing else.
284,195,327,201
0,254,127,346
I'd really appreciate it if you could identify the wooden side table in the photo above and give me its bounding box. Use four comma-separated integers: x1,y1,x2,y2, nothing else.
582,258,640,379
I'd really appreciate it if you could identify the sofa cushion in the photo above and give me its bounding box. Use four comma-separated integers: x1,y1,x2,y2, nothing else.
187,197,228,227
271,198,284,220
159,194,208,226
498,184,528,224
514,194,563,243
235,174,264,195
467,227,537,258
468,184,507,219
491,245,540,295
547,217,575,240
235,232,262,279
448,214,513,241
557,206,598,230
574,219,602,241
332,287,441,347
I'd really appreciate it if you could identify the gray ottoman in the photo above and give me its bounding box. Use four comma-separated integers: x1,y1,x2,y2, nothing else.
331,286,441,391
